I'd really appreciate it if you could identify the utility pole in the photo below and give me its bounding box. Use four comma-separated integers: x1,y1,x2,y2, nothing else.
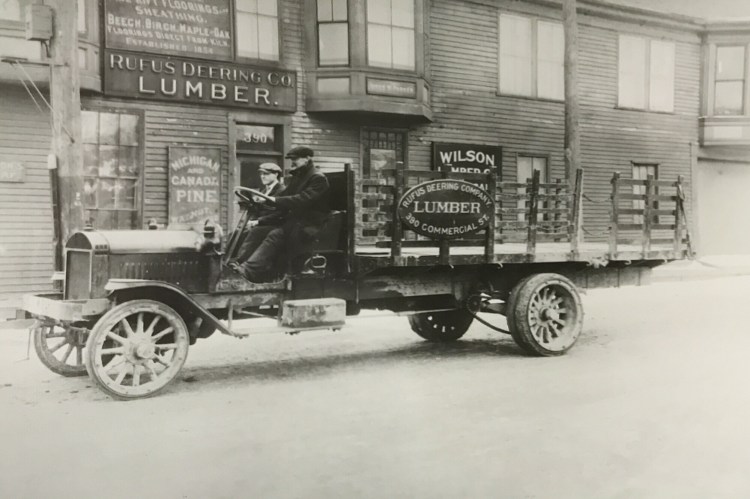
563,0,580,189
48,0,84,247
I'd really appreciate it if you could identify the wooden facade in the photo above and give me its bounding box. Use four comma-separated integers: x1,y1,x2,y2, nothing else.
0,0,713,308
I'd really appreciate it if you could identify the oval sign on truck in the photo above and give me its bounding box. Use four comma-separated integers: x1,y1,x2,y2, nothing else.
398,179,494,239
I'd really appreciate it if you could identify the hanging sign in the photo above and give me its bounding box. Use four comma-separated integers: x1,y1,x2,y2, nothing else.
398,180,494,240
168,147,221,228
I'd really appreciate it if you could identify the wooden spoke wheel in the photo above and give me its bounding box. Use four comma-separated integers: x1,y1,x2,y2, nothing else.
408,309,474,342
507,273,583,356
33,321,89,377
84,300,190,400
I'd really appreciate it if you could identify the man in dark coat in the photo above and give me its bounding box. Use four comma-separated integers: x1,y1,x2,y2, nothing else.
232,162,285,263
233,146,330,282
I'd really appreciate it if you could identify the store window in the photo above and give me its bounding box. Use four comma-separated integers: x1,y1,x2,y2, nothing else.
367,0,415,70
632,163,658,224
498,14,563,100
362,128,406,177
81,110,142,229
618,35,675,112
714,45,746,116
517,155,548,222
317,0,349,66
236,0,279,61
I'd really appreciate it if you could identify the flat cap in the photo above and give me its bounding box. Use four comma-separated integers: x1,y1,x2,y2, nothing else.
285,146,314,159
258,162,282,174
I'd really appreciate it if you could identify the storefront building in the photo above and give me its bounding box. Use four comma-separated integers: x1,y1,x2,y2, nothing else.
0,0,730,308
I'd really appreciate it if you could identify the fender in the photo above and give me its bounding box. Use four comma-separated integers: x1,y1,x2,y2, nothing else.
104,279,232,336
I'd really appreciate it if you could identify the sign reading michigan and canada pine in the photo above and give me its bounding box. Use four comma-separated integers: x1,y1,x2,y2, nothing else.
104,50,297,111
104,0,232,60
168,147,221,228
399,180,494,240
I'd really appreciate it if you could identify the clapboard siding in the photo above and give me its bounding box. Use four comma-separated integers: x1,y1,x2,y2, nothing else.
0,85,55,300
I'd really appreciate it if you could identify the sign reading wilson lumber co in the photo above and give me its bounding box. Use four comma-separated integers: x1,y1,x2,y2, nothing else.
104,0,232,60
398,180,494,239
104,50,297,111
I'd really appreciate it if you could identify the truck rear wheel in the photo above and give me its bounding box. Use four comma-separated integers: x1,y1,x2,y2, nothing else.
507,273,583,356
84,299,190,400
408,309,474,342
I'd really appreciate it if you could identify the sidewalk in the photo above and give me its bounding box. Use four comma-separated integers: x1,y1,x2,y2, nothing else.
651,254,750,282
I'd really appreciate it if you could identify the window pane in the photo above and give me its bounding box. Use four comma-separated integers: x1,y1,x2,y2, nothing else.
499,14,532,96
83,178,97,208
715,81,744,115
119,146,139,177
618,35,646,108
368,24,392,67
367,0,390,25
392,0,414,28
119,114,138,146
537,22,564,100
115,179,136,209
82,144,99,176
257,0,276,16
716,46,745,80
81,110,98,144
0,0,21,20
392,27,414,70
237,0,257,13
237,12,259,58
99,113,119,145
649,40,674,112
332,0,347,21
258,15,279,60
78,0,86,32
98,179,116,209
319,23,349,65
99,146,118,177
317,0,332,21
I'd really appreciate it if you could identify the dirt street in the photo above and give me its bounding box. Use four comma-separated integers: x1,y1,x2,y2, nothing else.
1,276,749,498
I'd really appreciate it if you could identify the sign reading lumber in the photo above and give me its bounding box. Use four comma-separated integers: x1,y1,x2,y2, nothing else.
168,147,221,228
398,180,494,239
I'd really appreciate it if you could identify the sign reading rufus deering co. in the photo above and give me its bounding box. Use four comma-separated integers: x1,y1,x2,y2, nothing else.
104,50,297,111
398,180,494,240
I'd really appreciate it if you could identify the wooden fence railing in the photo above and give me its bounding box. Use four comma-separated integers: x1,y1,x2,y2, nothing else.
354,165,686,261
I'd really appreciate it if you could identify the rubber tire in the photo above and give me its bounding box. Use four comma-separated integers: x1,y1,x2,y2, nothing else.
507,273,583,356
33,322,89,377
84,299,190,401
408,309,474,342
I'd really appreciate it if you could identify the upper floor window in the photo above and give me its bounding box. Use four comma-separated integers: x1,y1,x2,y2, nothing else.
236,0,279,61
0,0,22,21
317,0,349,66
498,14,564,100
714,45,746,116
367,0,415,70
618,35,675,112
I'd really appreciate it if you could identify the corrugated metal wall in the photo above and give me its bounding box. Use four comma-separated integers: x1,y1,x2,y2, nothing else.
0,85,55,300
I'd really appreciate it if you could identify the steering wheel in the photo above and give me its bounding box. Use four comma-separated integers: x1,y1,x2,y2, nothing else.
234,186,275,205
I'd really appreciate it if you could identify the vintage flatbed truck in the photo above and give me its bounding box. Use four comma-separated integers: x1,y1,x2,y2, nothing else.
23,163,691,400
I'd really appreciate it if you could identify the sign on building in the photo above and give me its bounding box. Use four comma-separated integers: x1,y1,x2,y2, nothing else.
103,50,297,111
432,142,502,177
103,0,232,60
168,147,222,228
